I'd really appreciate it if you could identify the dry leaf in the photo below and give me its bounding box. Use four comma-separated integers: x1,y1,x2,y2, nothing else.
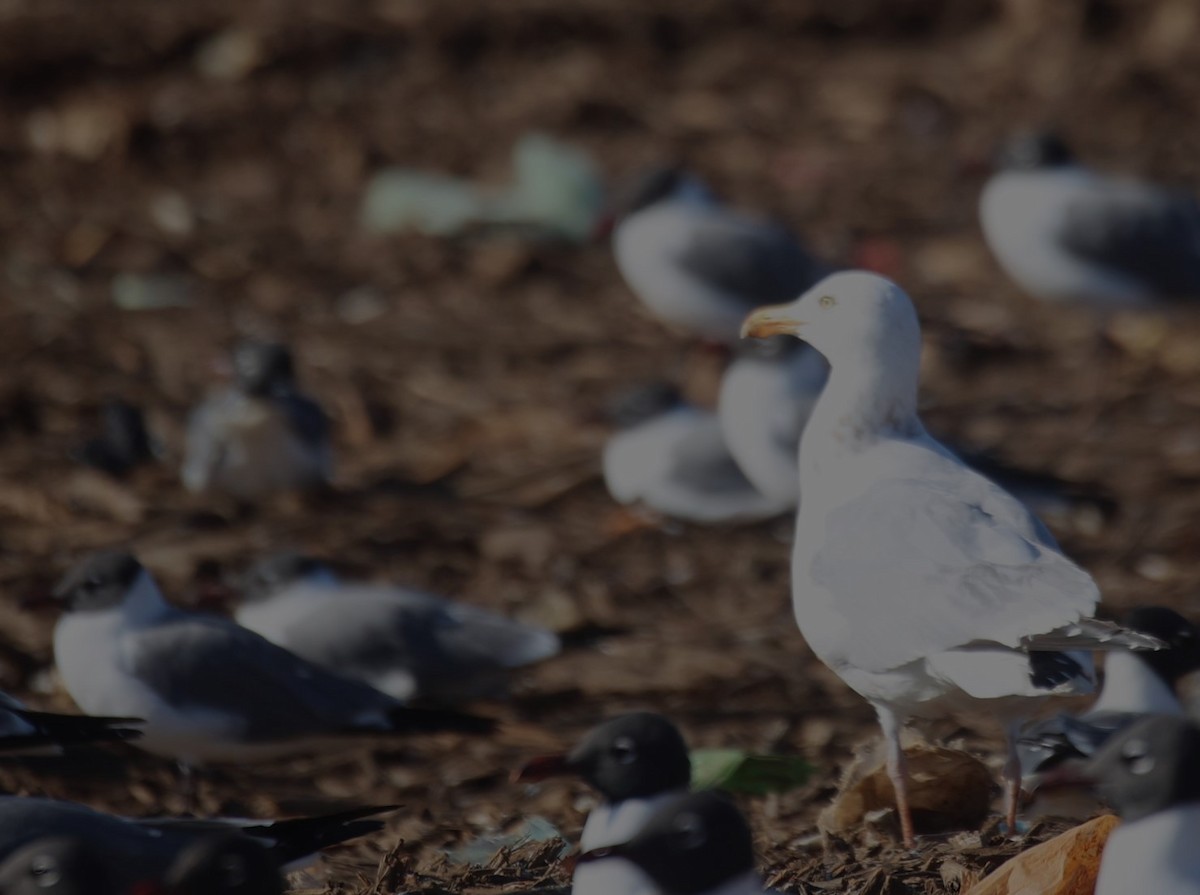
966,814,1119,895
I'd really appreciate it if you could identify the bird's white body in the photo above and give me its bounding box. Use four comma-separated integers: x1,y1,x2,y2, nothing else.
717,347,826,506
980,168,1149,306
573,792,686,895
1090,650,1182,717
1095,805,1200,895
574,863,765,895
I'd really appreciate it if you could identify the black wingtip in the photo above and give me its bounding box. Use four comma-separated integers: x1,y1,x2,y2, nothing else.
1028,651,1087,690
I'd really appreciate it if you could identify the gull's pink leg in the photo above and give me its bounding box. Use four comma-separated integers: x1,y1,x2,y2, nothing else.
1003,722,1022,835
876,706,915,848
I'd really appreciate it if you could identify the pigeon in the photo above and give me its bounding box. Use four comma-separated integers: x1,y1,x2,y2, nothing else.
0,689,141,756
1020,607,1200,777
50,551,495,764
233,552,560,702
740,271,1162,845
980,131,1200,306
716,337,827,505
182,340,331,498
0,797,390,892
1038,715,1200,895
575,791,765,895
515,713,692,895
0,837,116,895
610,166,827,344
603,384,791,524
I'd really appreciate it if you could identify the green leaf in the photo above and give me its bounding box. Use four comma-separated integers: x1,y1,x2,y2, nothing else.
689,748,813,795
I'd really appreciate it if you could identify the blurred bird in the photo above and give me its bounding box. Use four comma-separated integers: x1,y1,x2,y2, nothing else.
0,837,115,895
609,166,828,344
1020,607,1200,778
75,398,158,479
575,791,764,895
0,689,141,756
0,798,390,892
603,383,791,524
158,834,284,895
980,131,1200,306
741,271,1162,845
182,340,331,498
233,552,560,703
1038,715,1200,895
516,713,692,895
51,551,495,765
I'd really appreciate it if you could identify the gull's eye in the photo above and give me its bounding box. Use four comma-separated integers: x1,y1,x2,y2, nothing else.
1120,738,1155,775
610,736,637,765
31,856,61,887
818,295,836,309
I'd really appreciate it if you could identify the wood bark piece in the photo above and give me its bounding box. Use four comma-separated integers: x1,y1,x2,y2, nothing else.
966,814,1119,895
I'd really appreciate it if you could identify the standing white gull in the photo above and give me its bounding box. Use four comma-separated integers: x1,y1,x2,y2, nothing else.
575,791,766,895
980,132,1200,306
182,340,331,499
1039,715,1200,895
233,552,560,703
49,551,494,765
740,271,1160,845
603,384,791,524
610,166,828,344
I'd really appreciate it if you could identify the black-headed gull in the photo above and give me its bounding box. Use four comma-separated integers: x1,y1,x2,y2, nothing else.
603,384,790,524
576,790,765,895
610,166,827,344
1040,714,1200,895
159,834,284,895
233,552,560,702
0,837,111,895
1021,606,1200,778
0,797,388,892
980,132,1200,306
741,271,1161,845
50,551,494,764
515,713,692,895
182,340,331,498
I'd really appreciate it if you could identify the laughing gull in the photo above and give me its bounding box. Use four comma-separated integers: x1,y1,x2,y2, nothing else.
1020,607,1200,778
160,834,284,895
1040,715,1200,895
740,271,1162,845
610,166,828,344
516,713,692,895
182,340,331,498
575,791,764,895
980,132,1200,306
0,838,114,895
0,796,389,891
0,689,141,755
603,384,791,524
716,338,827,505
233,552,560,702
50,551,494,764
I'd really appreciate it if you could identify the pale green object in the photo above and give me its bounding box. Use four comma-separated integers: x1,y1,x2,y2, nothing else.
112,273,194,310
360,133,604,243
689,748,813,795
444,815,569,866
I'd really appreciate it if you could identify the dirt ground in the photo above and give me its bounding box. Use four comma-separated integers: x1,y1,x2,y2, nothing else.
2,0,1200,892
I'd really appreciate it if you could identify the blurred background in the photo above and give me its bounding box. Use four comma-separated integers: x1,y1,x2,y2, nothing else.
2,0,1200,890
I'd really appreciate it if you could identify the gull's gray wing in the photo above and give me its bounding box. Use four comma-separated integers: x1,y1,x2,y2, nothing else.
1059,183,1200,297
809,456,1100,673
676,213,825,309
123,614,395,742
668,416,769,498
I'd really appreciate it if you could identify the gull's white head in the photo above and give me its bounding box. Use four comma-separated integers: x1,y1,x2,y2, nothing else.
739,271,920,368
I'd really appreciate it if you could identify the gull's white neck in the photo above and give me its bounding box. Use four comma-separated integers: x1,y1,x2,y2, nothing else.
1090,651,1182,716
799,347,921,480
1097,804,1200,895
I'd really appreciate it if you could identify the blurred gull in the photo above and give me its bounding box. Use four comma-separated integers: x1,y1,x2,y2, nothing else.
575,791,766,895
741,271,1161,845
234,553,560,703
980,132,1200,306
0,837,114,895
1039,715,1200,895
515,713,692,895
159,834,284,895
610,166,828,344
0,798,388,892
603,383,791,524
1020,607,1200,779
182,340,331,498
51,551,494,765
